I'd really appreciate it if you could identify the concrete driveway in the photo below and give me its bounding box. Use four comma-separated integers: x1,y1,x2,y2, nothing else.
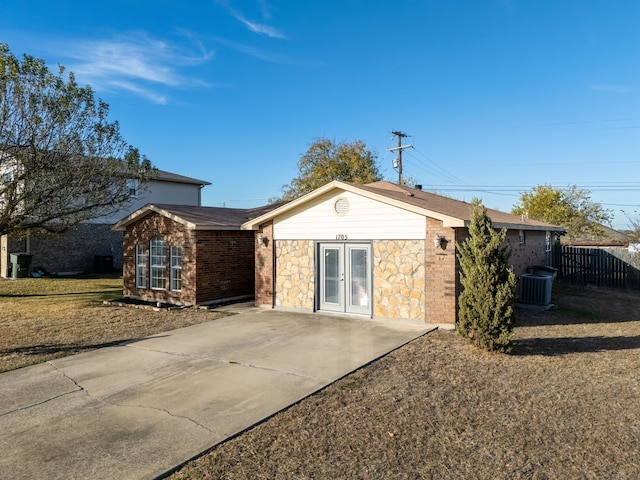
0,307,434,479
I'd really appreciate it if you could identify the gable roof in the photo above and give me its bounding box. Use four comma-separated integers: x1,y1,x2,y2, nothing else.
155,170,211,186
113,203,276,231
242,180,562,232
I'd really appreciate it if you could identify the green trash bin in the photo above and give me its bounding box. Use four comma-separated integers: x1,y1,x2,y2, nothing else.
10,253,32,279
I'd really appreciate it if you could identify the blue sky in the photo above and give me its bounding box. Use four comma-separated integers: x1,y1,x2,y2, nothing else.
1,0,638,228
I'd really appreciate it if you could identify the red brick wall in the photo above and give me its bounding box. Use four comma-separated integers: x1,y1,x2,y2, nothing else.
425,218,550,325
123,212,255,305
254,222,274,306
505,229,549,276
193,229,255,304
453,226,550,324
2,225,123,277
426,218,458,324
123,213,194,304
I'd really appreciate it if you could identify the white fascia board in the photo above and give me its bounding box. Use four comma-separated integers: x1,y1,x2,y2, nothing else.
112,204,155,230
112,204,193,230
189,225,243,231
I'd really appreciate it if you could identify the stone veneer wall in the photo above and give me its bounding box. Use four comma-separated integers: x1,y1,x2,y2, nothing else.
274,240,315,310
373,240,426,321
274,239,429,321
269,226,549,325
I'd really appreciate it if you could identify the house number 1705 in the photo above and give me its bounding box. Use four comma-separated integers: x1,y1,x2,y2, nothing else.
335,234,348,240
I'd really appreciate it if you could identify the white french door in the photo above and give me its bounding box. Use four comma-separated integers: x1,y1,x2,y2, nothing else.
318,243,371,315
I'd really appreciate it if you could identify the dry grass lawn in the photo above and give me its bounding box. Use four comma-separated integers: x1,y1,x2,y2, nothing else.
0,275,229,372
170,285,640,480
2,276,639,478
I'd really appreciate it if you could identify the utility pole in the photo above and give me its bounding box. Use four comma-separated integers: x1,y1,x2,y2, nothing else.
388,130,412,185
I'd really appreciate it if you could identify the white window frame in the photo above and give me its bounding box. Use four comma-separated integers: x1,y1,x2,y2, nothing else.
135,245,147,288
150,237,167,290
170,246,182,292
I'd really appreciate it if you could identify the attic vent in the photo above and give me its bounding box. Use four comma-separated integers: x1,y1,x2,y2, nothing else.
334,198,349,216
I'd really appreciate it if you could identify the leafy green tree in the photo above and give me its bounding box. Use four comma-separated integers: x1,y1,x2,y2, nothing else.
0,43,155,236
276,137,382,202
457,200,516,352
512,185,612,241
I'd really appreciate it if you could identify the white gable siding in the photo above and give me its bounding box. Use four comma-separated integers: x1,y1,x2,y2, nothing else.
274,190,426,240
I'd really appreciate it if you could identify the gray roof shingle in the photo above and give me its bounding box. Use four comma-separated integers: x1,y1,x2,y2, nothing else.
358,181,557,229
113,203,277,230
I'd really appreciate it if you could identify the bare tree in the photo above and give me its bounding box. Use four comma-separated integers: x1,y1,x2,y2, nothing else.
0,43,155,236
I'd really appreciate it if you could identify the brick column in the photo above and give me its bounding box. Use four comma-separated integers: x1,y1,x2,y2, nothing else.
255,222,274,306
425,218,458,325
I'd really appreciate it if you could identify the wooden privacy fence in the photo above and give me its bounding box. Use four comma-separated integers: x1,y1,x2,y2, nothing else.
557,246,640,290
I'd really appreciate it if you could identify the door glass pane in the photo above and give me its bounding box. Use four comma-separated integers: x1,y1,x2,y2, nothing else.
350,248,369,307
324,248,340,304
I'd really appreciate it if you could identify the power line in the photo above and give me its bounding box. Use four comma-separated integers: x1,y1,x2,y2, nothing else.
423,184,640,192
405,147,468,186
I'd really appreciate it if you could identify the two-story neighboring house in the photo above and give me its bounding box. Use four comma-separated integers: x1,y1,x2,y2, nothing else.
0,169,210,277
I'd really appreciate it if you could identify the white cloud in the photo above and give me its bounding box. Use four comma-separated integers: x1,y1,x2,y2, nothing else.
238,17,287,39
216,0,287,39
108,80,169,105
590,84,634,94
213,36,294,64
61,32,213,104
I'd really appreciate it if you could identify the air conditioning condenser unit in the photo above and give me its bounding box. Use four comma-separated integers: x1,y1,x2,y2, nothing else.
518,273,553,306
